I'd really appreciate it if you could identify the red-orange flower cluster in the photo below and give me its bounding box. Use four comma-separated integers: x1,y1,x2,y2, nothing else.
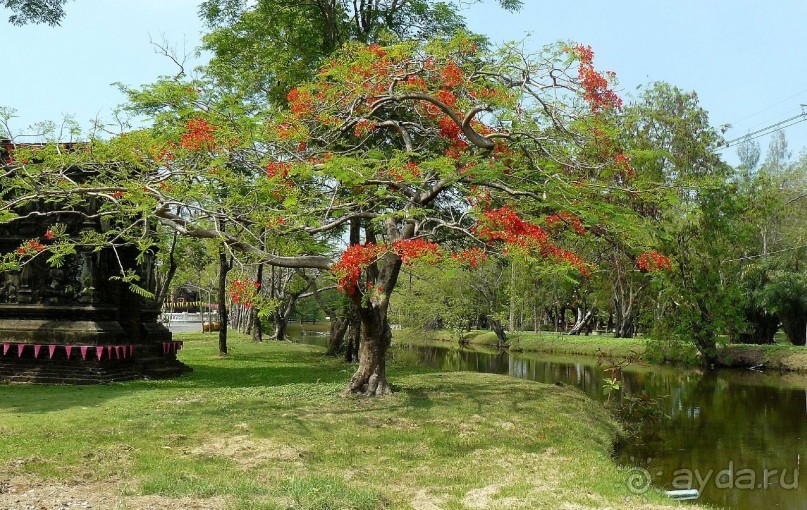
287,87,313,116
476,207,590,275
332,243,386,294
440,60,465,87
451,247,487,268
392,239,441,265
16,239,45,255
571,44,622,113
476,206,548,247
545,211,586,236
228,279,260,308
615,153,635,179
180,118,217,151
265,161,291,180
637,251,672,272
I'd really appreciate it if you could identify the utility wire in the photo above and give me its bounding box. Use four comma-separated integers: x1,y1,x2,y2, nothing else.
719,111,807,150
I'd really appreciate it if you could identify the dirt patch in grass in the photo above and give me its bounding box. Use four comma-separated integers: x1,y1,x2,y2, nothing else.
189,434,304,468
0,478,230,510
411,489,446,510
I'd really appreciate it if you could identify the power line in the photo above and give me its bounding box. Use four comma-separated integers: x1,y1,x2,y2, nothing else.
720,111,807,150
728,86,807,128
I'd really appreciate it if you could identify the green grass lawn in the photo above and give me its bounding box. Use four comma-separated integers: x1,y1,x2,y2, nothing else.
0,333,707,509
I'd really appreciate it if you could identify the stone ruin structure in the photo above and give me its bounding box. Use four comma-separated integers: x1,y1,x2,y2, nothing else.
0,141,190,383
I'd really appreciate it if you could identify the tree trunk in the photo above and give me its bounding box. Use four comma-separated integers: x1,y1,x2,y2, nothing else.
218,242,231,355
508,261,516,332
250,306,262,342
154,231,178,307
693,299,718,365
613,295,636,338
489,316,507,347
272,309,289,341
342,305,392,396
569,308,596,336
345,309,361,363
326,316,349,356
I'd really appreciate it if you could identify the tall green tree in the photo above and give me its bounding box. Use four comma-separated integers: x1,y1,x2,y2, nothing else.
3,0,69,25
198,0,521,104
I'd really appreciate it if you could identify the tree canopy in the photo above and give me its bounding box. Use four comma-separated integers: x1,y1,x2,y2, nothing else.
3,0,69,25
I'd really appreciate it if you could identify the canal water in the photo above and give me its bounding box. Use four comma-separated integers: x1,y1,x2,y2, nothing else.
291,333,806,509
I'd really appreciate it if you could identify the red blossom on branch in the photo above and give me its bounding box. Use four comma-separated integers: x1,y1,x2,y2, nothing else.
476,207,590,275
615,153,635,179
451,247,487,268
440,60,465,87
569,44,622,113
392,239,441,265
265,161,291,180
637,251,672,272
545,211,586,236
332,243,387,294
180,118,217,151
228,279,259,309
476,206,549,247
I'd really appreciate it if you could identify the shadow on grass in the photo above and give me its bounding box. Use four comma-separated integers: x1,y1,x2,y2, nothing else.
0,342,351,413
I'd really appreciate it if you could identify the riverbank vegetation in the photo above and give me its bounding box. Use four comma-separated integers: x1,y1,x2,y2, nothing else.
0,333,706,509
394,328,807,374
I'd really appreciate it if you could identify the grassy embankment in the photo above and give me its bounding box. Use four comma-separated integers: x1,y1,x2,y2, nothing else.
0,332,706,509
395,328,807,373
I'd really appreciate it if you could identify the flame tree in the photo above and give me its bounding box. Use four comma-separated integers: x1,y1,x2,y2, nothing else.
1,36,654,395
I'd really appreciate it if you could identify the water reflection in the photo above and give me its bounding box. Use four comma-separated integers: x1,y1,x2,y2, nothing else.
292,334,807,510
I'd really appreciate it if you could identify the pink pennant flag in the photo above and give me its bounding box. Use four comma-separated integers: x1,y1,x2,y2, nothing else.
2,343,9,356
116,346,123,359
17,344,25,357
48,345,56,359
162,342,168,354
33,345,42,358
65,345,73,359
95,346,104,361
129,345,134,357
80,346,88,360
106,346,114,359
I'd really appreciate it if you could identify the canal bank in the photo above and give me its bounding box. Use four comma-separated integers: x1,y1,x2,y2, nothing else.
392,328,807,373
292,329,807,509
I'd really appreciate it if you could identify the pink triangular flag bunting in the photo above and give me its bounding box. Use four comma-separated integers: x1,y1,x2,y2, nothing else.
80,346,88,360
95,346,104,361
106,346,114,359
17,344,25,357
33,345,42,358
48,345,56,359
129,345,134,357
2,343,9,356
65,345,73,359
116,346,123,359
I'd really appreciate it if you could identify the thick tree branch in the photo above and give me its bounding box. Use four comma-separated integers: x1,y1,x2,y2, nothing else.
154,205,333,270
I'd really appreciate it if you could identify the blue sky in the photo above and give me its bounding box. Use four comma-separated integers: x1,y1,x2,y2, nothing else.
2,0,807,165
